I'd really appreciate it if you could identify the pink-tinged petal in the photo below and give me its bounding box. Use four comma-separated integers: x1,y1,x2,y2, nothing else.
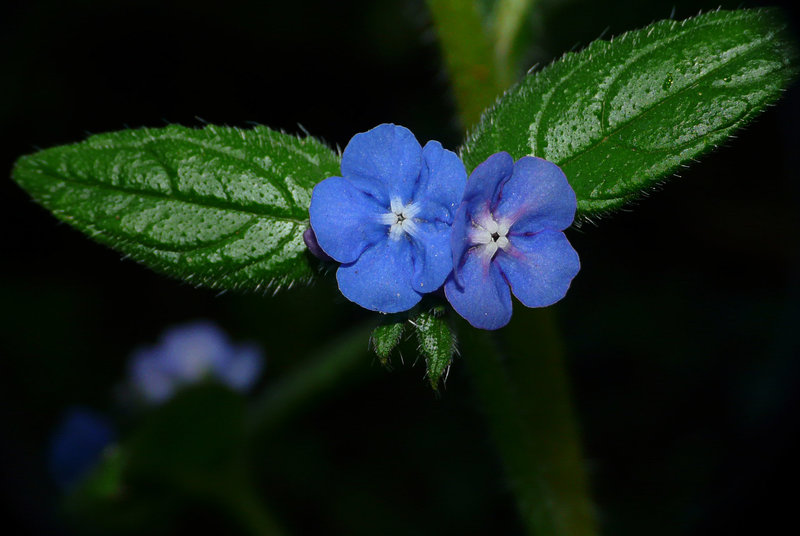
341,124,423,204
495,230,580,308
495,157,576,234
336,237,421,313
309,176,387,264
445,251,512,330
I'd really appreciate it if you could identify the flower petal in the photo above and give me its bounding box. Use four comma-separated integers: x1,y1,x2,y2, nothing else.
463,151,513,209
49,408,116,490
129,350,175,404
495,157,576,234
216,343,264,391
415,140,467,223
449,198,472,288
336,237,421,313
410,221,453,293
341,124,423,204
160,321,233,381
445,251,512,330
495,230,580,308
309,176,387,264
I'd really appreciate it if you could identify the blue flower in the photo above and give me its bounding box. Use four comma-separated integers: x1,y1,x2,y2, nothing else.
49,407,116,490
309,124,466,313
129,321,264,404
444,153,580,330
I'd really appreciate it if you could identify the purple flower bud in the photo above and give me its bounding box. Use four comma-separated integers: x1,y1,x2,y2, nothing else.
303,226,333,262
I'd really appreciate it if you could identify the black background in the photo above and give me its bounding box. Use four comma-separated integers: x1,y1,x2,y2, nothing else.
1,1,799,534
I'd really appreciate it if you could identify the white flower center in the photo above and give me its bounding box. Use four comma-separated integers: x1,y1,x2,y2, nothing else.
379,197,422,241
470,213,510,259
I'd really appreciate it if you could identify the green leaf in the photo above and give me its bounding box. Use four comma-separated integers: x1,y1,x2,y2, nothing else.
414,307,456,390
461,8,799,218
12,124,340,291
371,318,406,367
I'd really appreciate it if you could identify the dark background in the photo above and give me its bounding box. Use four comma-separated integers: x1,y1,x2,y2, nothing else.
1,0,798,534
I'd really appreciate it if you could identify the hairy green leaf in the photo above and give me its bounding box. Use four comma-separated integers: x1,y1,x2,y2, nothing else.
414,307,455,390
12,124,341,291
461,8,799,218
371,319,406,367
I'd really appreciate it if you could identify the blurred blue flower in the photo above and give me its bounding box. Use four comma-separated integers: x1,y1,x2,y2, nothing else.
445,153,580,330
129,321,264,404
49,407,116,491
309,124,466,313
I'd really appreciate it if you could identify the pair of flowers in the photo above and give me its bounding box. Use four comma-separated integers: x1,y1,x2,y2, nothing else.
308,124,580,330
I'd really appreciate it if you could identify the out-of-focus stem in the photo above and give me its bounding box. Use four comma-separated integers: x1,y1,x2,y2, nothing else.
247,322,374,439
425,0,504,129
492,0,536,85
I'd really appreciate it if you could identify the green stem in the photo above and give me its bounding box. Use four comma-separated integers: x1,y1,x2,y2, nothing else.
425,0,504,129
429,1,598,533
247,322,374,438
492,0,536,86
460,310,597,536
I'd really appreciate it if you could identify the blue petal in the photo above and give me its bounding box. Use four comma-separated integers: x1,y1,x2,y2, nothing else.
495,230,580,308
449,198,472,288
495,157,576,234
309,176,386,264
129,349,176,404
410,221,453,293
216,343,264,392
336,237,421,313
444,251,512,330
415,140,467,223
463,151,513,210
341,124,423,204
49,407,116,490
160,321,233,382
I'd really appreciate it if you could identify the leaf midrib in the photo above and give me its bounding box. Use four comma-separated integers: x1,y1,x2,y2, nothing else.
28,162,309,224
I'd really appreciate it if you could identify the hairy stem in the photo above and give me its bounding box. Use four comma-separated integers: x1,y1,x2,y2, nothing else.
428,1,598,533
460,310,597,536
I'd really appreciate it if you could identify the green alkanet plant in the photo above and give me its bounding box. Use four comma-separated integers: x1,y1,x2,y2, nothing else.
11,8,798,381
12,5,799,536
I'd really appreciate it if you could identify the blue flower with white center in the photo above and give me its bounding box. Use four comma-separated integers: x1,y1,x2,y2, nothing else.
49,407,116,491
309,124,467,313
445,152,580,330
129,321,264,405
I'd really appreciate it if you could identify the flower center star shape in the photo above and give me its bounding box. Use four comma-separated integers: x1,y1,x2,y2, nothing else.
380,197,422,241
471,214,510,259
